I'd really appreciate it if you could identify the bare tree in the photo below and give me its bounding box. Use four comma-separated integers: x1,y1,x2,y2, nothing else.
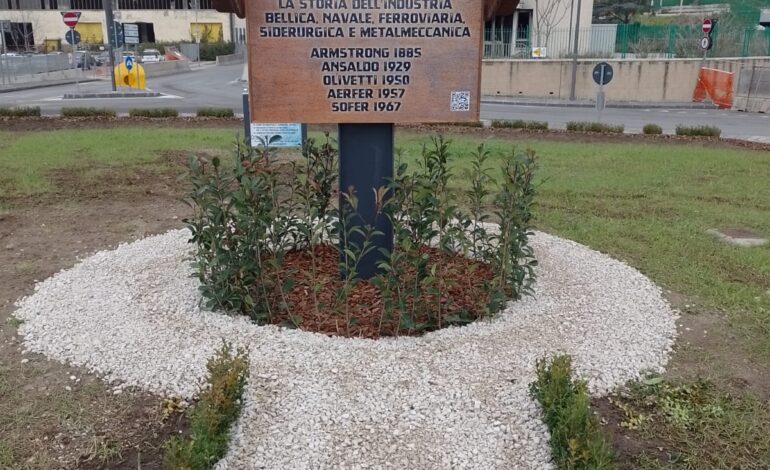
8,11,40,53
534,0,570,48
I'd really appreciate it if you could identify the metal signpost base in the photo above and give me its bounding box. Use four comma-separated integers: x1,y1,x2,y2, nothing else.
242,91,250,144
338,123,394,280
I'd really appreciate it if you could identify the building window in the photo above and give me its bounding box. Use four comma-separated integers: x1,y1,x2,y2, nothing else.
118,0,172,9
70,0,103,9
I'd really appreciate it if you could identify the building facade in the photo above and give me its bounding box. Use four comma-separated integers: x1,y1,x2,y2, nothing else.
486,0,595,58
0,0,247,52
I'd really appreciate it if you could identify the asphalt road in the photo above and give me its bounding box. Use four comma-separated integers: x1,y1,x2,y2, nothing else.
2,63,769,141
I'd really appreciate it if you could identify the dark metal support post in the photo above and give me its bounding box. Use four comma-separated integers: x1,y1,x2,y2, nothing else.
338,123,394,280
242,90,250,145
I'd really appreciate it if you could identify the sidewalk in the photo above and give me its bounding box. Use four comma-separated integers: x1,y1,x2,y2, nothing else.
482,96,719,110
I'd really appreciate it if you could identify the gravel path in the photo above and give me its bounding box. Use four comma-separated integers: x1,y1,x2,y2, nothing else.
14,229,678,469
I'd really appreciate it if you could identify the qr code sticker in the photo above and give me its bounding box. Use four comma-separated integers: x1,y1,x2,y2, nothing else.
450,91,470,112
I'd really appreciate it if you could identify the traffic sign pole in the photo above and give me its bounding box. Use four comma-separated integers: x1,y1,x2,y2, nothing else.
103,0,117,91
68,27,80,93
592,62,613,122
0,21,6,86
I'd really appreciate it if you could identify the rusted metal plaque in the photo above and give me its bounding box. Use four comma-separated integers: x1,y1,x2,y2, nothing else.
246,0,483,123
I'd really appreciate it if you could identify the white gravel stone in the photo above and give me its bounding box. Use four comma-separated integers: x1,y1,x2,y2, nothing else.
14,229,678,469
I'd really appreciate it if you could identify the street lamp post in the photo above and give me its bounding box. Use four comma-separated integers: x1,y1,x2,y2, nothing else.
568,0,582,101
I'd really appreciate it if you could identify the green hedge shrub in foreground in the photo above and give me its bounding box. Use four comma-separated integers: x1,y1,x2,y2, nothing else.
492,119,549,130
129,108,179,118
566,121,624,134
197,107,234,118
61,107,116,118
0,106,41,117
642,123,663,135
164,343,249,469
530,355,616,469
675,125,721,138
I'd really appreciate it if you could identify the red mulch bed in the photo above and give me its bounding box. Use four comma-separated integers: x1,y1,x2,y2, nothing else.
267,244,498,338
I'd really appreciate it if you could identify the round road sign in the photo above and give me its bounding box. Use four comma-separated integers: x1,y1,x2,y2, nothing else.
702,19,712,34
64,29,81,45
700,36,713,51
592,62,614,86
61,11,81,28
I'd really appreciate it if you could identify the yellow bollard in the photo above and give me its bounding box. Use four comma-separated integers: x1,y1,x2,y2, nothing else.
114,63,146,90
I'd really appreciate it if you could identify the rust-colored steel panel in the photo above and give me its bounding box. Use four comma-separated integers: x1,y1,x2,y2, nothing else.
246,0,483,124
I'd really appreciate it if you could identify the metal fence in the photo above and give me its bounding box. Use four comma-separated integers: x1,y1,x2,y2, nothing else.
0,53,81,87
484,24,770,59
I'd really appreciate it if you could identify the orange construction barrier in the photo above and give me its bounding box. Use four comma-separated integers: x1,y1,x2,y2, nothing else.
693,67,734,109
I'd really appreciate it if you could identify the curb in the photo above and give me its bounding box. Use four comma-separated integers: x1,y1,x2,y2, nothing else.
63,91,162,99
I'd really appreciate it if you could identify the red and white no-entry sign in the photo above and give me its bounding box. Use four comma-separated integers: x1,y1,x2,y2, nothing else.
61,11,81,28
702,19,713,34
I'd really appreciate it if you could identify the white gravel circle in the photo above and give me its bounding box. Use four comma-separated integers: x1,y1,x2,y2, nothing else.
14,229,677,469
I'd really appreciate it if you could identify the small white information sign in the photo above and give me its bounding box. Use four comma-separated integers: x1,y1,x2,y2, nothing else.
250,123,303,148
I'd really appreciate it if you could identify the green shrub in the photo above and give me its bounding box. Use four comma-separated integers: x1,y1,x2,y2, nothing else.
61,107,116,118
0,106,41,117
185,136,538,337
530,355,616,470
128,107,179,118
164,343,249,470
197,42,236,61
675,125,721,138
196,107,234,118
491,119,549,130
642,123,663,135
566,121,624,134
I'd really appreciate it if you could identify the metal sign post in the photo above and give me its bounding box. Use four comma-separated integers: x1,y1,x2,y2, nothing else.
61,12,81,94
0,20,8,86
338,124,394,279
103,0,117,91
592,62,613,122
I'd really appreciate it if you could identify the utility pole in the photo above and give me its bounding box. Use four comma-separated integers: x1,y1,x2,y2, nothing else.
567,0,575,51
568,0,582,100
103,0,117,91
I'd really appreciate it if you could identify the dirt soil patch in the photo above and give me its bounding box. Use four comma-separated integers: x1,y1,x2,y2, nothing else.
593,293,770,469
0,160,191,469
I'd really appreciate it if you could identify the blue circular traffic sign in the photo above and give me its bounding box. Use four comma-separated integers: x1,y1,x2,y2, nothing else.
125,55,134,70
64,29,81,45
592,62,614,86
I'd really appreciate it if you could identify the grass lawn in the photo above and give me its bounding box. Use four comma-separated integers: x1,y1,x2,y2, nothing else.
393,134,770,357
0,128,238,200
1,125,769,468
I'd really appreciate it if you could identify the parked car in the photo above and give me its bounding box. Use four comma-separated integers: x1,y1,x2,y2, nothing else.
140,48,162,63
95,51,111,65
75,51,98,69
